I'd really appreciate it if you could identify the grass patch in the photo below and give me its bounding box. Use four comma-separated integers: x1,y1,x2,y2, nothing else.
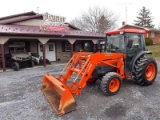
146,44,160,59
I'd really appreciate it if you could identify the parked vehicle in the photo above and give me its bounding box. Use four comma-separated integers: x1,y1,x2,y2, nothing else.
41,29,157,115
6,45,34,71
31,53,51,65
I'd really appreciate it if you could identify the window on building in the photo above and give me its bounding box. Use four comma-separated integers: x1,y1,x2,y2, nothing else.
49,44,54,51
151,32,155,38
65,42,71,51
84,42,91,52
62,41,77,52
64,41,71,51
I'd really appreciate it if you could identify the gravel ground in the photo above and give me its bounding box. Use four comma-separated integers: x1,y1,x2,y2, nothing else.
0,61,160,120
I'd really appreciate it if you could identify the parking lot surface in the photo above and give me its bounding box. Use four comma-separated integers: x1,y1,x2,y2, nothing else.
0,61,160,120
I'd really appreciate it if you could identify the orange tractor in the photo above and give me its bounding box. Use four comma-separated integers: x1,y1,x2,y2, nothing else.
41,29,157,115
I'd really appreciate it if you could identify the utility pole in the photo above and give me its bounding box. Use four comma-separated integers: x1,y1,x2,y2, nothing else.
121,3,132,23
37,7,39,14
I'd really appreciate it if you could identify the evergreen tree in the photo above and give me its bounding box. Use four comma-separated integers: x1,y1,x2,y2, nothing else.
134,6,154,28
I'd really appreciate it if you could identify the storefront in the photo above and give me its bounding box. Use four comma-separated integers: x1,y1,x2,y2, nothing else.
0,11,104,72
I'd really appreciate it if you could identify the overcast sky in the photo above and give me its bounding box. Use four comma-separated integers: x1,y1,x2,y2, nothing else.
1,0,160,28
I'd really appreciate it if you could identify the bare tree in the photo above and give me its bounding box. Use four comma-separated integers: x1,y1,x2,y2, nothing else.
70,6,118,33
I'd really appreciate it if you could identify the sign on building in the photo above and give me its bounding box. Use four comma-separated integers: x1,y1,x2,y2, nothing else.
40,13,68,32
43,12,66,22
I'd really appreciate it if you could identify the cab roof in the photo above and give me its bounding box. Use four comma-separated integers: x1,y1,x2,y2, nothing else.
106,29,148,35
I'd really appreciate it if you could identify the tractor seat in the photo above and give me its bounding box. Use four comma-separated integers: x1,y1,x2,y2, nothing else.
126,39,138,58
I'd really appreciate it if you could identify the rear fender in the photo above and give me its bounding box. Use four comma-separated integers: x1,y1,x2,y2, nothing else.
131,51,148,72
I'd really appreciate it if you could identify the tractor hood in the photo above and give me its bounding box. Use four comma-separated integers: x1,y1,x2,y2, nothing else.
104,52,126,59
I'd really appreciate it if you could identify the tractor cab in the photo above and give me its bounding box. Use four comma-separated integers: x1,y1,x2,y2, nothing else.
105,29,147,73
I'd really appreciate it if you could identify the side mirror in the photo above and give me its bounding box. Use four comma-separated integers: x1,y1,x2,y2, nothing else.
146,51,152,54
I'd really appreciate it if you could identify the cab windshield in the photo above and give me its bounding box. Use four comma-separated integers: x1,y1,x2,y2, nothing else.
106,34,125,52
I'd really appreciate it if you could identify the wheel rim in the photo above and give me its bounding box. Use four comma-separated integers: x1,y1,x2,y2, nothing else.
109,78,120,92
146,63,156,81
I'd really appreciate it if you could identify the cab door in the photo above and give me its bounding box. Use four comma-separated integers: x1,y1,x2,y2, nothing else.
125,33,142,73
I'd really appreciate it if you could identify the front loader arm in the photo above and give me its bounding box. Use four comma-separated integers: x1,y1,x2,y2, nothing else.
68,52,125,96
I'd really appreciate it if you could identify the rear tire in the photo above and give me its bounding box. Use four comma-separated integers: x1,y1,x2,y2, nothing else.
100,72,122,96
29,61,34,67
12,62,19,71
134,57,157,86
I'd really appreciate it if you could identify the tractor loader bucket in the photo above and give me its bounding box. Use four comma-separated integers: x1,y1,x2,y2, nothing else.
41,74,77,115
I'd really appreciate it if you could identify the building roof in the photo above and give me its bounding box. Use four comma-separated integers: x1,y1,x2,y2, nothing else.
119,24,149,30
0,11,37,20
0,11,80,30
0,14,43,24
0,11,104,39
0,11,43,24
119,24,160,33
148,28,160,33
64,22,80,30
0,24,105,39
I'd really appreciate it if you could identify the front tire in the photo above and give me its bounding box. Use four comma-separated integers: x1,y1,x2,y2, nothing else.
100,72,122,96
12,62,19,71
134,57,157,86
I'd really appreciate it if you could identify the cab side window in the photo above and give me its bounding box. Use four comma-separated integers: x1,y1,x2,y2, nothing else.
127,34,141,49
